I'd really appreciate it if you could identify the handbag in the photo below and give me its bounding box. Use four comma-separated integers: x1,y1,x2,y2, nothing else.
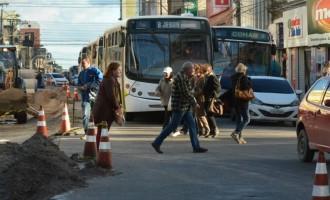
114,107,125,126
208,98,223,115
235,76,255,101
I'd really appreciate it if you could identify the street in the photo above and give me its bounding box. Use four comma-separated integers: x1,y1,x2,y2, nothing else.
43,116,318,200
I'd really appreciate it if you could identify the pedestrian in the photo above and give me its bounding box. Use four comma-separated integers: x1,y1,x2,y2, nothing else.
36,70,44,88
93,61,122,149
151,61,208,153
78,55,103,140
155,66,180,136
230,63,251,144
203,63,221,138
192,64,210,136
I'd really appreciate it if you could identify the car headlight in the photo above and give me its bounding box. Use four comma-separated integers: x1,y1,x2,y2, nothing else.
251,98,263,105
290,99,300,106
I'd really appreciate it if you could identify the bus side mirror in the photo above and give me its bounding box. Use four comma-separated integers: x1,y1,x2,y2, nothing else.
118,31,125,47
78,57,81,64
213,40,219,52
271,44,277,56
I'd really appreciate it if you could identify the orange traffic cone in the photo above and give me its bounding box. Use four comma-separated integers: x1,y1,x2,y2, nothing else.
312,151,330,200
73,87,79,101
62,82,67,91
66,85,71,98
82,115,98,159
36,105,48,137
59,103,71,134
97,121,114,171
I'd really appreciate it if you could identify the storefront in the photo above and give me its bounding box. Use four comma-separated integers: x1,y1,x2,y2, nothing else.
271,1,330,95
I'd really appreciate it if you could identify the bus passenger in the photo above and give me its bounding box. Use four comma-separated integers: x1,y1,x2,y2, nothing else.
78,55,103,140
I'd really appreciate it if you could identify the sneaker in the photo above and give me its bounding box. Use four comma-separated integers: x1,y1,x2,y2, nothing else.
193,147,208,153
172,131,181,137
239,136,247,144
80,135,87,140
180,130,188,135
230,132,240,144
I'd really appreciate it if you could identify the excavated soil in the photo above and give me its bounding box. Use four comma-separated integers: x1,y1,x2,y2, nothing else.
0,88,114,200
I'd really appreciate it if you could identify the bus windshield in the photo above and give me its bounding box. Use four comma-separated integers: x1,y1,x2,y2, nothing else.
213,40,271,76
126,33,210,82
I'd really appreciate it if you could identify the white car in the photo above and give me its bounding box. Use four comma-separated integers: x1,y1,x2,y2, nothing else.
43,73,69,86
248,76,302,126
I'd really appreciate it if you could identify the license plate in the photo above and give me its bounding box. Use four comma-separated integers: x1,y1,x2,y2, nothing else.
270,109,284,114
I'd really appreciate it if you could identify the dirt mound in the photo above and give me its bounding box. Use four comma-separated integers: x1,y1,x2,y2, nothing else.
28,89,67,119
0,133,86,200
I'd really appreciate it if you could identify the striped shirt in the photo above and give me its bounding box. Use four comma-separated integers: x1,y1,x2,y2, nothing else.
171,71,197,111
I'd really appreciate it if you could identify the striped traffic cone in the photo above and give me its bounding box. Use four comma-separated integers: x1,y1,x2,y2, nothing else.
66,85,71,98
36,105,48,137
97,121,114,171
312,151,330,200
59,103,71,134
82,115,98,159
73,87,79,101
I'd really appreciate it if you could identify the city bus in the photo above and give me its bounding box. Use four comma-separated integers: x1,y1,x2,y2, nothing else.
212,26,276,116
86,36,103,70
212,26,275,77
102,15,213,120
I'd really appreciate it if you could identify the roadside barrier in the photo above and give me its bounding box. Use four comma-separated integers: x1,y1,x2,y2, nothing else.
82,115,98,159
312,151,330,200
66,85,71,98
59,103,71,134
73,87,79,101
97,121,114,171
36,105,48,137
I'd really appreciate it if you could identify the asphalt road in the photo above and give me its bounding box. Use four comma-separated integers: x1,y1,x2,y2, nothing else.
48,116,319,200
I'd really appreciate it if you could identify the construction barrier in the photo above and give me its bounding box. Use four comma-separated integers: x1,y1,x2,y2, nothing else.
73,87,79,101
59,103,71,134
82,115,98,159
97,121,114,171
312,151,330,200
36,105,48,137
66,85,71,98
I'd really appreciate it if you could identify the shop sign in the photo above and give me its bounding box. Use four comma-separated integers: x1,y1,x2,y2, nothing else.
288,17,302,39
214,0,231,8
307,0,330,46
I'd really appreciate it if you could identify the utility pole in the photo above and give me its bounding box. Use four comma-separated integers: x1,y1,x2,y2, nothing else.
0,2,9,44
234,0,241,26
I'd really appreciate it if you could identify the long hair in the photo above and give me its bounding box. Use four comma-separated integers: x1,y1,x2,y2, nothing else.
104,61,120,78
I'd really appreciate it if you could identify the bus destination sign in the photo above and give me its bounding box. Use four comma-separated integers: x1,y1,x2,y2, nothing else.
131,19,202,30
215,28,270,42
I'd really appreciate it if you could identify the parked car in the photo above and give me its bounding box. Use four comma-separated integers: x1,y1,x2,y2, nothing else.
43,73,69,86
296,76,330,162
220,76,301,125
72,75,78,86
248,76,301,125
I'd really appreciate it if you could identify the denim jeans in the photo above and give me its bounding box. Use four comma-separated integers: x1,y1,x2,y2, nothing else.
234,107,250,134
82,101,92,134
153,110,200,149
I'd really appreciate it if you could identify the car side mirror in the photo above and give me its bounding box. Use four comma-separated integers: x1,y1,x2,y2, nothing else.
324,99,330,107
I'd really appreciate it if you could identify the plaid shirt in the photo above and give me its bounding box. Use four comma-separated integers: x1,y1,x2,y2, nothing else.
171,71,197,111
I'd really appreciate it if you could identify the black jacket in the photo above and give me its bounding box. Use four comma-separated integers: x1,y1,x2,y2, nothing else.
230,73,252,109
204,74,221,100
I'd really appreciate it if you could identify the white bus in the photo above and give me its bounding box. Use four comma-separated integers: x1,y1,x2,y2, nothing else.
86,36,103,69
102,15,213,120
212,26,276,77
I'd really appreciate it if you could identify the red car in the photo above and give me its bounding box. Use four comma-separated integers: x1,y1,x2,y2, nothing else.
296,76,330,162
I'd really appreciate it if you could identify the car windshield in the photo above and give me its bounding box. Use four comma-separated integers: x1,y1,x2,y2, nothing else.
52,74,64,78
251,78,294,94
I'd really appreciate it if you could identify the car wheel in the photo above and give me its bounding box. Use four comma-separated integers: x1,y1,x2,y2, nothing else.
297,129,315,162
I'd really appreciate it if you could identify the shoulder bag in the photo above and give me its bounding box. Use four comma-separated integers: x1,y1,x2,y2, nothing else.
235,76,255,101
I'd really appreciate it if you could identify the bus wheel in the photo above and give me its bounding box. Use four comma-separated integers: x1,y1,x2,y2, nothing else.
125,112,134,121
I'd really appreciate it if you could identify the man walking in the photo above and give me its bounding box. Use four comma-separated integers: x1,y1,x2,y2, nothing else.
78,55,103,139
151,61,208,153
